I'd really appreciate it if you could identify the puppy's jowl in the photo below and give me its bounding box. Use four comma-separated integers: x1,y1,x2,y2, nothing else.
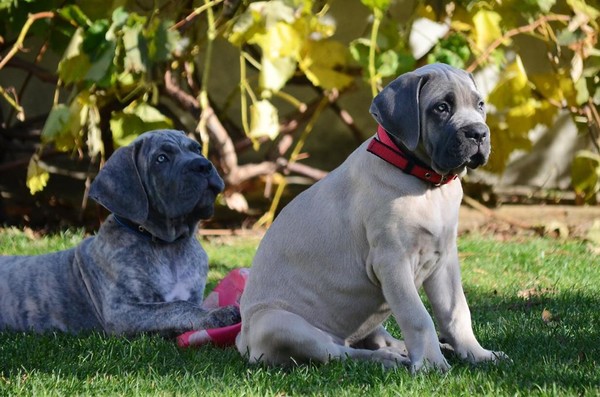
237,64,507,373
0,130,239,335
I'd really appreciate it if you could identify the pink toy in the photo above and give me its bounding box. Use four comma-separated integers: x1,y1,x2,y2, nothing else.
177,268,248,348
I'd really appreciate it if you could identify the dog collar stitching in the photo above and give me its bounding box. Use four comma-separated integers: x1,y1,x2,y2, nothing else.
112,214,171,244
367,125,457,186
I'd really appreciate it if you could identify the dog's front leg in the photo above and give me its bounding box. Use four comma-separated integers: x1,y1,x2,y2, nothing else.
423,253,507,364
102,301,240,336
375,254,450,373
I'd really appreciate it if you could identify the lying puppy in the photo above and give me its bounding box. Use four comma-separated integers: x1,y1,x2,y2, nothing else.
0,130,239,335
237,64,506,372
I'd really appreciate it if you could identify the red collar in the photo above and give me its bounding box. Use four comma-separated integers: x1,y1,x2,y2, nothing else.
367,125,457,186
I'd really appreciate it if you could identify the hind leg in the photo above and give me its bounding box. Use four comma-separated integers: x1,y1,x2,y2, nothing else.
237,309,409,369
352,325,408,359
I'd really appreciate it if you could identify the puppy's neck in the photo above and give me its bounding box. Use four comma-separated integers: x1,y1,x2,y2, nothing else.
368,126,458,186
112,214,189,244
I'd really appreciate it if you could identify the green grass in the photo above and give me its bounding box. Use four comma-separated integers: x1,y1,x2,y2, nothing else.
0,228,599,396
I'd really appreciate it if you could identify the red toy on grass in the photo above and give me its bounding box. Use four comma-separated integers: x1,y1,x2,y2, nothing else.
177,268,249,348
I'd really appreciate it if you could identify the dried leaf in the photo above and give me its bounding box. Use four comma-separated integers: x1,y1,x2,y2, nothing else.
518,287,558,299
585,220,600,249
541,221,569,239
224,192,249,213
542,308,560,324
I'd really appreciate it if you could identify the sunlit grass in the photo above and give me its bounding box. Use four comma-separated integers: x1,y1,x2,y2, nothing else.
0,229,598,396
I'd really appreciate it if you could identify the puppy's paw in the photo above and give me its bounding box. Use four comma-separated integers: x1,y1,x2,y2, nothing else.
489,350,510,364
410,357,451,375
369,349,411,370
459,347,510,365
207,305,241,327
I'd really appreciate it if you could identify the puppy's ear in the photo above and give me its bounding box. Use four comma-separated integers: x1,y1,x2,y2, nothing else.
369,72,426,151
89,140,149,224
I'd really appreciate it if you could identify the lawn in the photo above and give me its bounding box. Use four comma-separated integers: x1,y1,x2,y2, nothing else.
0,228,598,396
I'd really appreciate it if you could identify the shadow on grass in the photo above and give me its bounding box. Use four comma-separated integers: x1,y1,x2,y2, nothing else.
464,288,600,392
0,289,598,395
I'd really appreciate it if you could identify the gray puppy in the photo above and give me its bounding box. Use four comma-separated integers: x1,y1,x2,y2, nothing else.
237,64,506,373
0,129,239,335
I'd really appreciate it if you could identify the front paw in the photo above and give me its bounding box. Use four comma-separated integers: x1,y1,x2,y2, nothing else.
459,347,510,364
207,305,241,327
410,355,451,374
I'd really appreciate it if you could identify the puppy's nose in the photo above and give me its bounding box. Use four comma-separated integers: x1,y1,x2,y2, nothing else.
463,123,489,144
190,158,213,175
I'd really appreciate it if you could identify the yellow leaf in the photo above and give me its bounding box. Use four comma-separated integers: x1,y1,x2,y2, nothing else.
506,98,558,132
472,10,503,52
416,4,437,21
260,56,297,92
484,113,532,173
450,6,474,32
251,22,302,59
529,72,578,107
488,57,530,109
250,99,279,140
26,156,50,195
299,40,354,90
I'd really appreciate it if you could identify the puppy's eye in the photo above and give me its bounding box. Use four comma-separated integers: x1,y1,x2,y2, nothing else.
435,103,449,113
156,154,169,164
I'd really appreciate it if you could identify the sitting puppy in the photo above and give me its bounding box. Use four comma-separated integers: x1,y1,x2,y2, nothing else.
236,64,506,373
0,130,239,335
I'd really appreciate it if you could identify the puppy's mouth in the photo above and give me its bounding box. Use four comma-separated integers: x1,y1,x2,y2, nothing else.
466,150,487,169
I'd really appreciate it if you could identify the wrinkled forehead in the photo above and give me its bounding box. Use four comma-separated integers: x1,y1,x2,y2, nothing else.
136,130,193,155
418,68,482,108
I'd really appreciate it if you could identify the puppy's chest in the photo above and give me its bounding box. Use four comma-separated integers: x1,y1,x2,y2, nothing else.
148,251,206,303
412,224,455,287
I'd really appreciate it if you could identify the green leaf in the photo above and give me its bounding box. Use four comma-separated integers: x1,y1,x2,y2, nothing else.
427,33,470,68
572,150,600,202
249,99,279,140
376,50,400,78
58,4,91,27
58,27,92,84
567,0,600,19
82,19,110,55
360,0,391,12
84,41,116,85
122,24,147,74
110,102,173,148
41,104,75,151
106,6,129,41
147,19,179,62
26,155,50,195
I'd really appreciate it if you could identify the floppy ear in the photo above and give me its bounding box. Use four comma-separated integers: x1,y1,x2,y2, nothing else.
369,72,426,151
89,140,149,224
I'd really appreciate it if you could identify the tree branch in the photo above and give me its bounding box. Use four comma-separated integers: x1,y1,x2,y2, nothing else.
0,11,55,70
466,14,571,73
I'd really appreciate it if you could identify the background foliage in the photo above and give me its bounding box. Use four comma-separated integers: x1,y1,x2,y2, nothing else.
0,0,599,228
